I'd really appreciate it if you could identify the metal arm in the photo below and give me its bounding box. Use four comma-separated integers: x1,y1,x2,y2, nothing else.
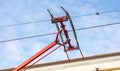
61,6,79,49
47,9,71,62
61,6,85,59
13,41,56,71
13,30,62,71
13,7,85,71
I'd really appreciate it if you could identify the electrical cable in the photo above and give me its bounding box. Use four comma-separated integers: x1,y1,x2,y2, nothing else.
0,32,56,43
0,22,120,43
72,10,120,18
0,10,120,28
74,22,120,31
0,19,50,28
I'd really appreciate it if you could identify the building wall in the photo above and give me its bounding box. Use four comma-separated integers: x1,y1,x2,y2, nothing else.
1,52,120,71
27,55,120,71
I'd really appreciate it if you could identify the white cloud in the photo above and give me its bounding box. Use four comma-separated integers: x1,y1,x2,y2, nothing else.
0,41,23,68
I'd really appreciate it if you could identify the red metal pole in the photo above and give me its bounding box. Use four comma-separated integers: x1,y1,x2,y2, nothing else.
13,41,56,71
23,43,66,70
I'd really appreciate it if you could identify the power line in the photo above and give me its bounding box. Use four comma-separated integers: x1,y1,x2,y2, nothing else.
0,21,120,43
70,22,120,31
69,9,120,18
0,19,50,28
0,32,56,43
0,9,120,28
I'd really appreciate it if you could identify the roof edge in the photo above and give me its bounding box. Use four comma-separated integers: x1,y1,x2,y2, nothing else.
1,52,120,71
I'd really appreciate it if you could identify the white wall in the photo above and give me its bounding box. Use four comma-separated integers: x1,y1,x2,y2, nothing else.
27,55,120,71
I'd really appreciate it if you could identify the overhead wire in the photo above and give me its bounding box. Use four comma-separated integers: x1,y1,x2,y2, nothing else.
0,21,120,43
0,9,120,28
0,32,56,43
69,22,120,31
0,19,50,28
70,9,120,18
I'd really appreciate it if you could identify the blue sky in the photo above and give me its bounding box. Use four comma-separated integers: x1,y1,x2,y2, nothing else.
0,0,120,69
